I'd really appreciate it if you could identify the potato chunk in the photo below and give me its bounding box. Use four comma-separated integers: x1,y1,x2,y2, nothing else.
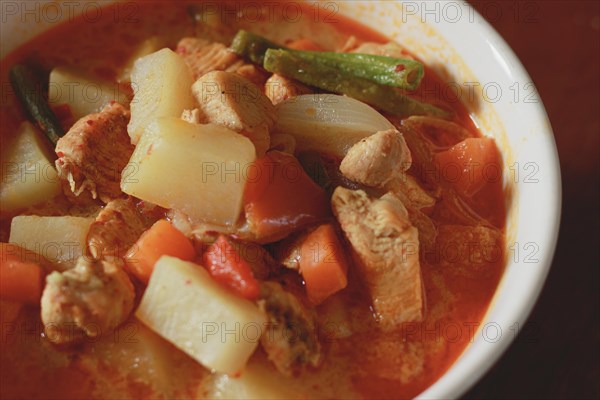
136,256,267,375
9,215,93,266
121,118,255,226
0,122,61,212
49,67,129,121
128,48,195,144
118,37,163,82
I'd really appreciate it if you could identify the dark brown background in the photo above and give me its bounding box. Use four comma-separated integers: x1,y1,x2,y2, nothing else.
464,1,599,399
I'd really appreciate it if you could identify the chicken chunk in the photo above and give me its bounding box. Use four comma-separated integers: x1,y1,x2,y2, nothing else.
331,187,423,330
192,71,276,155
41,256,135,344
87,198,155,260
258,281,321,376
40,198,157,343
176,37,268,87
340,129,412,187
264,74,312,105
176,37,242,80
55,102,134,203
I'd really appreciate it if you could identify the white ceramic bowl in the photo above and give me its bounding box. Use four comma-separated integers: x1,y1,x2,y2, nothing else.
1,1,561,398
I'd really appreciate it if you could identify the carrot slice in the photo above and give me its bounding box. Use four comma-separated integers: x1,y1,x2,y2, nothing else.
0,243,44,304
299,223,349,304
434,137,501,197
125,219,196,284
202,235,260,300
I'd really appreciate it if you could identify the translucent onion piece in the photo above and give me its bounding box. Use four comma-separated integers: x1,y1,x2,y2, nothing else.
274,94,395,158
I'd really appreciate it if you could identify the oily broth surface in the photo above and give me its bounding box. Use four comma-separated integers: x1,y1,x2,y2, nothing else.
0,2,506,399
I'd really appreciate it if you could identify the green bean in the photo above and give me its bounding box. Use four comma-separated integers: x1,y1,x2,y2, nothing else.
9,64,64,145
230,30,424,90
263,49,449,118
230,30,283,65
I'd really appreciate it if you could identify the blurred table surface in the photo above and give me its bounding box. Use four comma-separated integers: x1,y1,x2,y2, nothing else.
463,1,599,399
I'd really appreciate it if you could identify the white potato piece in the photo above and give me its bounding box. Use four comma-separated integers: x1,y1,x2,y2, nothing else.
121,117,255,226
208,358,306,400
136,256,267,375
128,48,195,144
48,67,129,121
0,122,61,212
9,215,93,265
274,94,395,158
118,37,163,82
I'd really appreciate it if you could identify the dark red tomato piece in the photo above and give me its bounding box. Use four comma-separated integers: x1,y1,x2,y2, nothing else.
202,235,260,300
244,150,331,243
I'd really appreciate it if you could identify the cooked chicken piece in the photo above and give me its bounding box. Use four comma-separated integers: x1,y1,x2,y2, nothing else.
339,128,438,224
41,256,135,344
87,198,154,260
192,71,276,155
258,281,321,376
41,198,158,343
55,102,134,203
176,37,242,80
265,74,312,105
340,129,412,187
331,188,423,330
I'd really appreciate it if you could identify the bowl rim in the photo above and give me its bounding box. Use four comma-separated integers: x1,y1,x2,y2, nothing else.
412,2,562,398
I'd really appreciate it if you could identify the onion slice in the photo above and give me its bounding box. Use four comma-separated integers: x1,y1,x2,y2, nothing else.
274,94,395,158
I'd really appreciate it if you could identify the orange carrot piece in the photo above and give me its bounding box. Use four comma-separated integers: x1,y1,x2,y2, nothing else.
0,243,44,304
299,223,349,304
434,137,501,197
202,235,260,300
125,220,196,284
